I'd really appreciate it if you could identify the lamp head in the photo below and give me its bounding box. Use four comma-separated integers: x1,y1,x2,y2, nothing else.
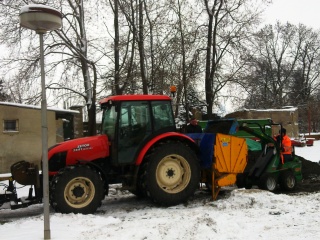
20,4,62,33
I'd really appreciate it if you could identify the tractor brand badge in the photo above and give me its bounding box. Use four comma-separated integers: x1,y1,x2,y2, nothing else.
73,143,93,152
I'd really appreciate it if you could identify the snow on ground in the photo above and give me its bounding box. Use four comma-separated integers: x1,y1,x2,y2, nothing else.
1,142,320,240
295,140,320,163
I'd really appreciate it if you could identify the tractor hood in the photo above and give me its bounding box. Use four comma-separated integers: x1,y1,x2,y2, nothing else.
48,135,109,174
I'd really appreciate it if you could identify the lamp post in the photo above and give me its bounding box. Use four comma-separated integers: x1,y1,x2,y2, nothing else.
19,5,62,240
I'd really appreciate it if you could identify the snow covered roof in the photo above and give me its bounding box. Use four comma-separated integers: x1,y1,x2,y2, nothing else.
20,4,60,15
0,101,79,114
238,107,298,112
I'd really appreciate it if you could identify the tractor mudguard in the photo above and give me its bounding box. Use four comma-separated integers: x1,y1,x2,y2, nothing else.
135,132,197,166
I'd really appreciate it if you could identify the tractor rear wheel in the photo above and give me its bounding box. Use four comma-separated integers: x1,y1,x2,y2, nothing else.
49,165,105,214
279,171,296,191
141,142,200,206
258,173,277,192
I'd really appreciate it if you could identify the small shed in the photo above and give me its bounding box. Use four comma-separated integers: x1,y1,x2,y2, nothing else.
0,102,82,173
225,107,299,138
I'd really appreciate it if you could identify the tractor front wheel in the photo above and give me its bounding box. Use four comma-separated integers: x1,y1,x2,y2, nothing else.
141,142,200,206
50,165,105,214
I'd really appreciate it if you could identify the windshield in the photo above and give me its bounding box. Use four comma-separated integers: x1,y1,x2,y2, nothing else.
101,105,117,141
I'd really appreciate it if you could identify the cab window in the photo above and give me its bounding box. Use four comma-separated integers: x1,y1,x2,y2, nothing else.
118,101,151,164
102,105,117,141
119,101,151,144
151,101,175,131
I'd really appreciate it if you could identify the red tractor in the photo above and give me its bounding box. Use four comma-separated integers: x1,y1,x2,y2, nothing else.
7,95,201,214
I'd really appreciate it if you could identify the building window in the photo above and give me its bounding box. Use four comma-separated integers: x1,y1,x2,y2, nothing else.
3,119,19,132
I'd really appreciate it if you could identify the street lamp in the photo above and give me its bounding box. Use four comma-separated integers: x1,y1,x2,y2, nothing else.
19,4,62,240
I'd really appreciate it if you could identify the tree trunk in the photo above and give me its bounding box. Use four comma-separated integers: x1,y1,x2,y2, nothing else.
205,11,214,117
113,0,121,95
138,0,148,94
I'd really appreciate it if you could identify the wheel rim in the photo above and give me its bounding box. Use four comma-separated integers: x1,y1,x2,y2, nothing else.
64,177,95,208
266,177,277,191
156,154,191,193
286,175,296,189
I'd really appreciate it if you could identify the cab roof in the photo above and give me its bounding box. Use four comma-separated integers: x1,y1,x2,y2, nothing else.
99,95,171,104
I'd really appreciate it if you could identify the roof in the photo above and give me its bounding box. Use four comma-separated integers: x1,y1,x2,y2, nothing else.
99,95,171,104
236,107,298,112
0,101,79,114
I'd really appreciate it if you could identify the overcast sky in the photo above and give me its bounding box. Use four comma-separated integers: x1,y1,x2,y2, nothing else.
263,0,320,29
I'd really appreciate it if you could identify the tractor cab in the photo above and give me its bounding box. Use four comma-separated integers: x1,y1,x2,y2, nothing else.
100,95,176,165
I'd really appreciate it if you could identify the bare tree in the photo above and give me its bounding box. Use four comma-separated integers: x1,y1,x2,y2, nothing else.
138,0,148,94
243,22,320,109
289,25,320,106
0,0,112,135
168,0,203,121
0,0,274,128
0,79,12,101
56,0,96,135
202,0,266,118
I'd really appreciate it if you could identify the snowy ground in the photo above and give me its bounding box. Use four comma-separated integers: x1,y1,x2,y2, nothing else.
1,142,320,240
295,140,319,163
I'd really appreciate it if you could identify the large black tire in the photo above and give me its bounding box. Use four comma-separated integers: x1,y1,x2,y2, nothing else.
258,173,277,192
49,165,105,214
279,171,296,191
141,142,200,206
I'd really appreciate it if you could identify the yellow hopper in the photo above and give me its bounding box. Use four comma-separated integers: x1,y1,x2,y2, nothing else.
211,133,248,199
